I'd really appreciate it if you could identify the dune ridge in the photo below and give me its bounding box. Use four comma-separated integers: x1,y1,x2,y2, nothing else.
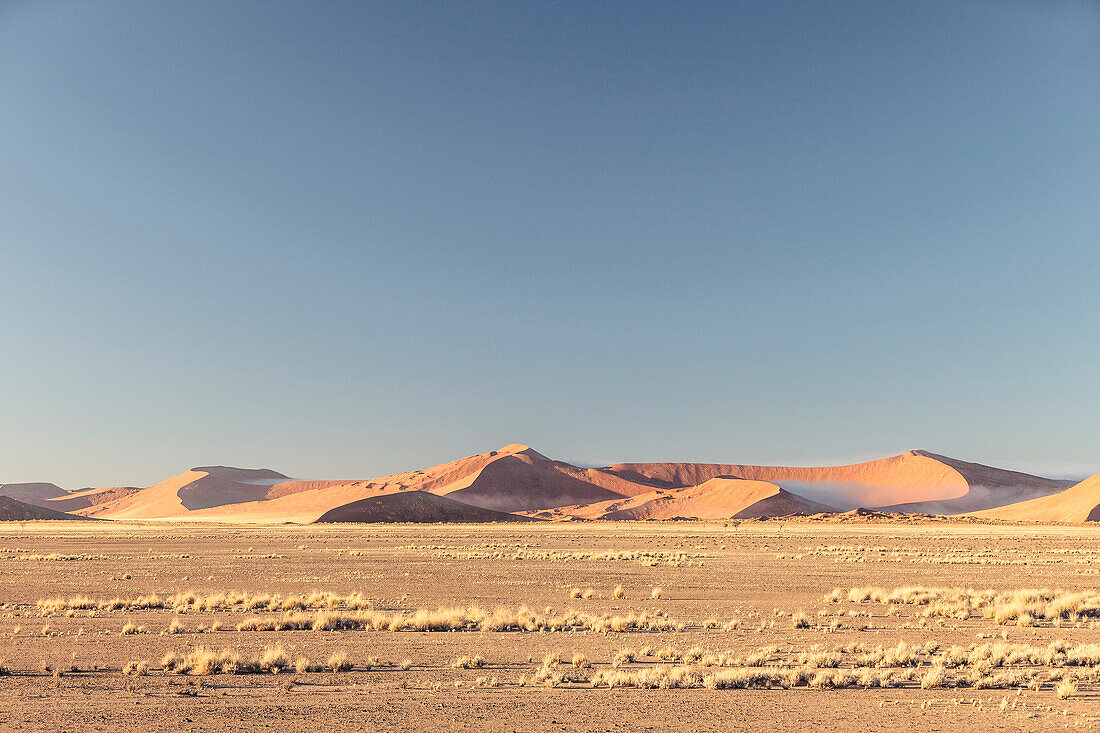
5,445,1085,525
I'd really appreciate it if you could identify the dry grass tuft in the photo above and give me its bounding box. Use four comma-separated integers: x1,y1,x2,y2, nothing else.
259,645,289,673
452,655,485,669
123,660,149,676
327,651,353,672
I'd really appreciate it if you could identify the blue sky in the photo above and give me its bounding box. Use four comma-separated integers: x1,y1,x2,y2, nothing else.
2,1,1098,487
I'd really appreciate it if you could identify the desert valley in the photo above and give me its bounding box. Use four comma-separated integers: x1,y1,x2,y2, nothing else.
2,447,1100,731
2,444,1094,525
4,3,1096,731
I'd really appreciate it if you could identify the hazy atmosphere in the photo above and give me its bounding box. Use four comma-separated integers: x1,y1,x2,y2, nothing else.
3,1,1098,487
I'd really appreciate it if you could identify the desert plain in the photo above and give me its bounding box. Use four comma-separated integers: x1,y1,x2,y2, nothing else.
3,520,1100,732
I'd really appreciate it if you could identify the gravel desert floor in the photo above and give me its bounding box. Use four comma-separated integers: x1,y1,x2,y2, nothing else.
2,521,1100,732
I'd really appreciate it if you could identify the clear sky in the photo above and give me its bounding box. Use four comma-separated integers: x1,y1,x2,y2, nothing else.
2,1,1098,488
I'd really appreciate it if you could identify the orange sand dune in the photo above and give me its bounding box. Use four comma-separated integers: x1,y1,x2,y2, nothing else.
77,467,290,520
603,451,1037,509
0,482,68,507
44,486,142,513
533,476,837,520
876,452,1072,514
64,445,1073,524
972,474,1100,523
441,447,640,512
315,491,537,523
81,444,658,522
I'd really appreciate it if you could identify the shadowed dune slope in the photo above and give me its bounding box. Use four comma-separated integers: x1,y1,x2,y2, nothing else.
0,482,68,507
0,496,91,521
972,474,1100,523
533,477,838,520
315,491,538,523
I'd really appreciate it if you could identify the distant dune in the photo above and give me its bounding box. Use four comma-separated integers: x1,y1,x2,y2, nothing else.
972,473,1100,523
604,451,973,508
875,452,1072,514
3,445,1080,524
530,477,837,521
42,486,142,513
0,496,90,521
0,482,68,507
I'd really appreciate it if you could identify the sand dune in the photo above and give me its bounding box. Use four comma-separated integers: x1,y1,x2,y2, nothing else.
604,451,972,508
443,448,630,512
532,477,838,520
43,486,142,513
315,491,537,523
972,473,1100,523
77,444,654,523
77,467,296,519
876,452,1073,514
34,444,1076,525
0,482,68,507
0,496,90,521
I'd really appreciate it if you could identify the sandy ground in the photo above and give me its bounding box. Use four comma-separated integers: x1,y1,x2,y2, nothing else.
1,521,1100,731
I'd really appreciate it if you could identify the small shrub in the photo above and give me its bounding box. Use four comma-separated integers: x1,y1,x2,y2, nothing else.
452,655,485,669
327,651,352,672
123,660,149,676
260,645,289,673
